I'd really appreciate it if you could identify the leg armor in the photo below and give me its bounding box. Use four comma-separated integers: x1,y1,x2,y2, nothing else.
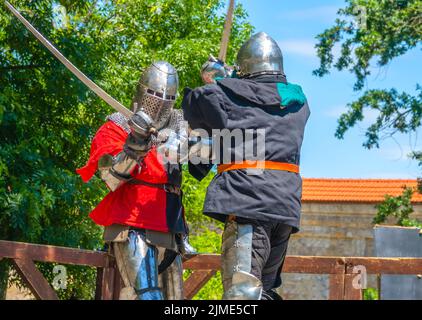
158,249,184,300
221,219,263,300
113,230,163,300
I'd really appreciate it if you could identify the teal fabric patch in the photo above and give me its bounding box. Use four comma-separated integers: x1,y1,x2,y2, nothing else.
276,82,306,107
231,70,239,78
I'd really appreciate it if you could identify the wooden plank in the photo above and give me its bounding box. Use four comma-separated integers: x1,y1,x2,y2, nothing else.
183,255,422,275
95,267,105,300
329,274,345,300
0,240,109,268
284,256,346,274
184,255,353,274
183,254,221,270
11,258,59,300
94,249,116,300
98,267,115,300
184,270,216,300
328,259,346,300
112,264,123,300
345,257,422,275
344,274,363,300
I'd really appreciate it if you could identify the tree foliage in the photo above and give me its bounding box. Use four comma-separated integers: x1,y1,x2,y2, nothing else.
315,0,421,228
182,168,221,231
0,0,252,299
314,0,421,156
373,187,422,228
335,87,421,149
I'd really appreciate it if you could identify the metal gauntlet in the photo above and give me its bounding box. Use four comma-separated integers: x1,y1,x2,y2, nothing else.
98,110,157,191
98,152,137,192
98,134,151,191
201,55,233,84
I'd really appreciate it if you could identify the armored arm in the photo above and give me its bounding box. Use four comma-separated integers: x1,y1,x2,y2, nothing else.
185,129,214,181
98,110,156,191
201,55,233,84
98,152,137,192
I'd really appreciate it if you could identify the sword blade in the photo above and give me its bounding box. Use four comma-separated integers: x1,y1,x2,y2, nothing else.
4,1,133,118
218,0,235,62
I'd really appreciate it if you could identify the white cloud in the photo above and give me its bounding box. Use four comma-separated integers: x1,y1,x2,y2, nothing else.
324,105,348,118
279,5,339,22
278,38,342,61
278,39,317,58
361,108,380,126
325,105,380,125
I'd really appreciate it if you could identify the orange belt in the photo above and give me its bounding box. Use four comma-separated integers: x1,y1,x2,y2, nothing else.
217,160,299,174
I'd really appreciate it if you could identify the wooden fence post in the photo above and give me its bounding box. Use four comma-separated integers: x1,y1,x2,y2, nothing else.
328,258,346,300
344,261,363,300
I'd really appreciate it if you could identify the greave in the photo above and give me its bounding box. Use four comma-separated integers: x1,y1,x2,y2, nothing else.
221,219,263,300
113,230,163,300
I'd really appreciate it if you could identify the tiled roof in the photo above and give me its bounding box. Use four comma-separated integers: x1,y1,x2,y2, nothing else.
302,178,422,203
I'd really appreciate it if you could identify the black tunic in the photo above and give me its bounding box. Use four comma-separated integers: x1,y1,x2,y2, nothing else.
182,75,310,232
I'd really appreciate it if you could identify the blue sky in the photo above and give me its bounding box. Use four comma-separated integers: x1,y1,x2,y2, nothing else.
238,0,421,179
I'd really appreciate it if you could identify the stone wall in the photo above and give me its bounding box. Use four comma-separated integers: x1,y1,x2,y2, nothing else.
279,202,422,300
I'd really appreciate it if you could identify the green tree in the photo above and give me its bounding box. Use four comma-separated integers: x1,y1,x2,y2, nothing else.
0,0,252,299
314,0,421,163
314,0,421,229
373,187,422,227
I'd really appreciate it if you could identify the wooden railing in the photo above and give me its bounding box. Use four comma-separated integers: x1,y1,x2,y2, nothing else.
1,240,421,300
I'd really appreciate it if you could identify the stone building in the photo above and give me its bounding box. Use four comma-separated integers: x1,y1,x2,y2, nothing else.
281,178,422,300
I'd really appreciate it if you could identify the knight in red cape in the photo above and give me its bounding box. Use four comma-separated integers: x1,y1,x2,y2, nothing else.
77,61,194,300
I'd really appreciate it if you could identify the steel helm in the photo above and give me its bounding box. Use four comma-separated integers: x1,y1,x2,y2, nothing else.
236,32,285,78
133,61,179,129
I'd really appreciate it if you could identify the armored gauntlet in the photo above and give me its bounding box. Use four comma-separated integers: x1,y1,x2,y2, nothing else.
99,110,156,191
201,55,233,84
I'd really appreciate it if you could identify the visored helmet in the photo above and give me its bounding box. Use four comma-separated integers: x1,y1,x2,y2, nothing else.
133,61,179,129
236,32,284,78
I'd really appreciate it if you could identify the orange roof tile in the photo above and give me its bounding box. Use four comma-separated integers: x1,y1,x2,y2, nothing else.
302,178,422,203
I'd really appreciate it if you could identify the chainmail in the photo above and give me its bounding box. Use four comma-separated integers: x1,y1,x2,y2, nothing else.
165,109,186,134
107,112,131,133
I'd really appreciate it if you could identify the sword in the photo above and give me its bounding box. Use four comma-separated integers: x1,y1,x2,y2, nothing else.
218,0,235,62
4,1,134,119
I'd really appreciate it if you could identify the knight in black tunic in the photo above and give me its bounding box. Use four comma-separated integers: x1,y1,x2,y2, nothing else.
182,32,310,300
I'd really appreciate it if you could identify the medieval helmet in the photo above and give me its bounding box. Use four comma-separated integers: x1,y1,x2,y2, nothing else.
133,61,179,130
236,32,284,78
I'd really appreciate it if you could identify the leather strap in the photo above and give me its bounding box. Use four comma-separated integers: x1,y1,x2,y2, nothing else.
128,179,181,195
